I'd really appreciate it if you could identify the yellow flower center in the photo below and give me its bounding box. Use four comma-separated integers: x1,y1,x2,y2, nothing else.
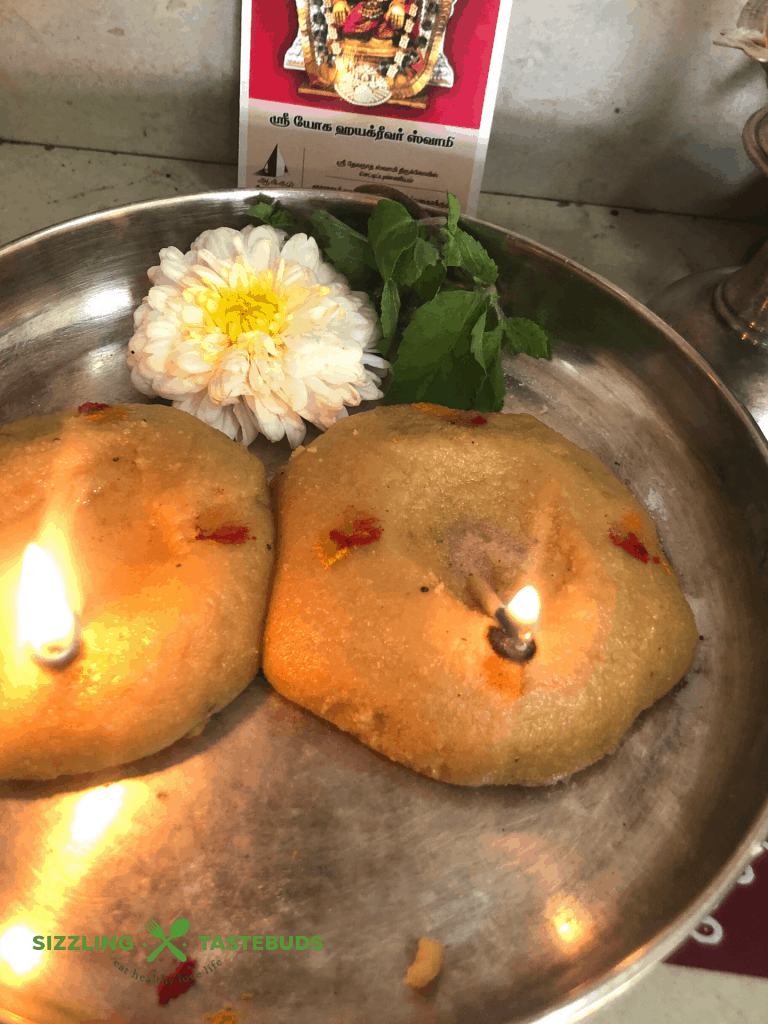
179,257,332,364
209,284,287,343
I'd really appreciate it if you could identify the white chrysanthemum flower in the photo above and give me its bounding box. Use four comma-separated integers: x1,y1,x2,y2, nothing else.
126,224,389,447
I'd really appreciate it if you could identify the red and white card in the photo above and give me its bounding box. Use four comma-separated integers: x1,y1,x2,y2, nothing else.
238,1,513,214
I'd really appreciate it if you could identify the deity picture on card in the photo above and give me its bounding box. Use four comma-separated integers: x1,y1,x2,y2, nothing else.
284,0,457,109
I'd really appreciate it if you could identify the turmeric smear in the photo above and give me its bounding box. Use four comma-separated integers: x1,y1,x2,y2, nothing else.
204,1007,240,1024
619,510,644,535
413,403,488,427
482,647,524,699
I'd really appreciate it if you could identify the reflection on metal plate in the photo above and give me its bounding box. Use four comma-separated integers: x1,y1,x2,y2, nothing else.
1,190,768,1024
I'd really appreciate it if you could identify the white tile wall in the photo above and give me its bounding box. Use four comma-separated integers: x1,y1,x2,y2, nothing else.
484,0,768,216
1,0,239,164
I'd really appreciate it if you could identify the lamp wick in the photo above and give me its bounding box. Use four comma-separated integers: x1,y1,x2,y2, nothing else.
32,615,82,670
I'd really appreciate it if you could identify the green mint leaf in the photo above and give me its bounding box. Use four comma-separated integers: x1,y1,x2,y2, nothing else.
418,351,487,409
469,317,506,412
383,290,485,406
446,193,461,235
472,362,505,411
368,199,418,280
479,325,507,410
379,280,400,356
411,260,446,302
267,208,298,231
310,209,377,289
417,333,505,412
246,199,302,234
442,227,498,287
393,237,440,288
469,308,489,369
246,201,276,222
502,317,553,359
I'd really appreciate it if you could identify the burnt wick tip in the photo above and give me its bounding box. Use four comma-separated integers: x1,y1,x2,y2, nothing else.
487,625,537,663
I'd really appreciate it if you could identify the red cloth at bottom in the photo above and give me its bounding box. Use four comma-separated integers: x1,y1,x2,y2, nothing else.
665,844,768,978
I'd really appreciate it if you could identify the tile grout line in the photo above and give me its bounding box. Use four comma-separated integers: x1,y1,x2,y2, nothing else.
2,137,766,228
0,137,238,169
478,189,768,227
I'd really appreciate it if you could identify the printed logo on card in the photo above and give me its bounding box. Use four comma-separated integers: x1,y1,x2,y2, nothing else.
256,144,290,178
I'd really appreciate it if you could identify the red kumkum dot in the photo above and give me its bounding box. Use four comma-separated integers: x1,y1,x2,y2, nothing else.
158,957,197,1005
77,402,110,414
195,525,255,544
609,531,651,563
329,517,383,550
470,415,488,426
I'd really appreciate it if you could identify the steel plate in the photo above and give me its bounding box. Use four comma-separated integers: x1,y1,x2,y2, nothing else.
1,189,768,1024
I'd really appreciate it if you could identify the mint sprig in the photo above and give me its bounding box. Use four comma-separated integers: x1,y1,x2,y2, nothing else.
247,193,555,412
310,209,379,292
440,194,498,288
245,200,303,234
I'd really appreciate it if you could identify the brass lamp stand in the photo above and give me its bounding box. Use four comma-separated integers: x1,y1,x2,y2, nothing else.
648,0,768,434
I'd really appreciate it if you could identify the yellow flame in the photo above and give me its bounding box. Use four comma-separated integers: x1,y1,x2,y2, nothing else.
506,585,540,626
16,543,75,656
0,924,44,980
70,786,125,845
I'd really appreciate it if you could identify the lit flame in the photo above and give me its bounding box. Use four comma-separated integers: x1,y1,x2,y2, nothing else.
16,543,75,658
506,585,541,632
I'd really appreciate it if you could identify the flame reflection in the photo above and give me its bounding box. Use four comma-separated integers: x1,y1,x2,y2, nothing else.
26,783,145,927
547,896,592,950
0,924,44,982
70,786,125,846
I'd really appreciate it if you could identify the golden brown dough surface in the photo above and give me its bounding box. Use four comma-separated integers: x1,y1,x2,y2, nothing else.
0,403,274,780
263,404,697,786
